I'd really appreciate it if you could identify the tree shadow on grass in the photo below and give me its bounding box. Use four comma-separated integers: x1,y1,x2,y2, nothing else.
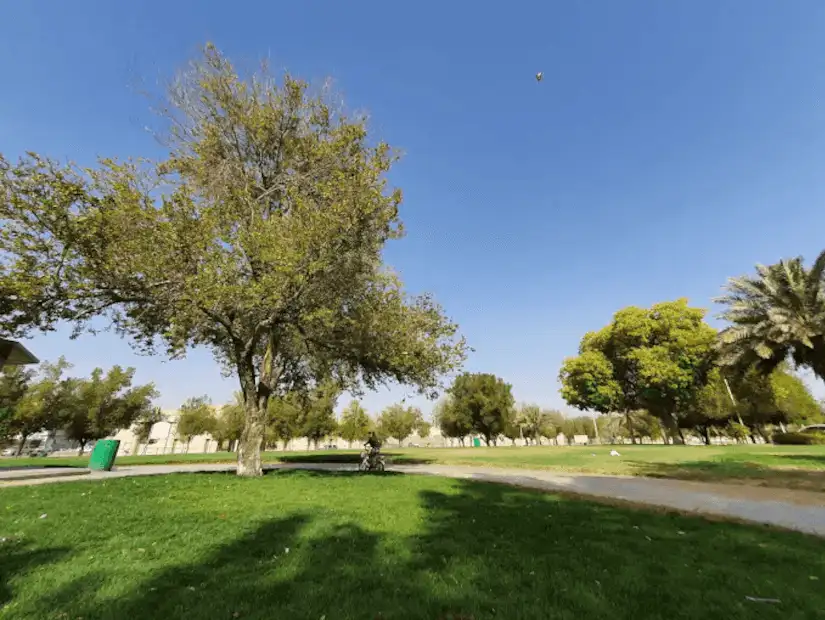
413,479,825,619
24,511,422,620
0,540,71,610
274,452,436,466
10,472,825,620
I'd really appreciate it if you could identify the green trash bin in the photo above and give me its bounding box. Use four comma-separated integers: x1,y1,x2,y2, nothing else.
473,438,481,448
88,439,121,471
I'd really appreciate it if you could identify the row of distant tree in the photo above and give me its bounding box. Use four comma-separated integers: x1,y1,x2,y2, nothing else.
7,353,818,457
432,363,823,447
172,388,433,453
0,357,156,455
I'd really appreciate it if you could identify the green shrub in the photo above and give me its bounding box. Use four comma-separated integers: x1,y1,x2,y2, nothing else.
772,432,825,445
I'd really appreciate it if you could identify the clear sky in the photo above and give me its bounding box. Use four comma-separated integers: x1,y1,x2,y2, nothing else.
3,1,825,414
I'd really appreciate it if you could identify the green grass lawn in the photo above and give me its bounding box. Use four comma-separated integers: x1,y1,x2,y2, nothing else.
7,444,825,492
1,471,823,619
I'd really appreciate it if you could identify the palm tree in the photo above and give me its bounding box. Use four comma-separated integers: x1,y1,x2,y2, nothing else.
716,249,825,381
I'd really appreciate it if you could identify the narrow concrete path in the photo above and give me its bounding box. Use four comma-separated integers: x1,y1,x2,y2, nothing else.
4,462,825,538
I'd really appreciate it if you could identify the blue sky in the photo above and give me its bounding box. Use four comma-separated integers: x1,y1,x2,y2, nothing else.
3,1,825,414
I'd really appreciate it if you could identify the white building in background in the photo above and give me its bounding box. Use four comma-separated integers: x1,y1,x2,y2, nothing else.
108,408,456,456
110,409,217,456
108,415,586,455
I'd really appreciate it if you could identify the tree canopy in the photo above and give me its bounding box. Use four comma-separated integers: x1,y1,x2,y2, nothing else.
212,395,246,450
447,373,514,446
63,365,157,455
0,44,467,475
433,396,472,446
10,358,75,454
559,299,717,444
0,365,35,446
176,396,216,450
518,405,560,445
298,381,339,448
132,407,164,453
377,404,423,446
338,401,372,447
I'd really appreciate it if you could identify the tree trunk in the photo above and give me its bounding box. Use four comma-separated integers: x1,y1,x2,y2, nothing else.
236,338,276,477
237,398,265,477
16,434,28,456
657,420,670,445
699,426,710,446
624,412,637,445
662,414,684,445
77,439,87,457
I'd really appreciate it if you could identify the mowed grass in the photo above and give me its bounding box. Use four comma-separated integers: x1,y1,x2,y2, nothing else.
1,472,824,619
7,443,825,492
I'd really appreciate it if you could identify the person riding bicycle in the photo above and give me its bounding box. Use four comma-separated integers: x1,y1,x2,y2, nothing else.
364,432,382,454
361,432,383,470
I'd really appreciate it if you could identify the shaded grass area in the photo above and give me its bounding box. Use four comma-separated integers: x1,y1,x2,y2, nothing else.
1,471,824,619
5,444,825,492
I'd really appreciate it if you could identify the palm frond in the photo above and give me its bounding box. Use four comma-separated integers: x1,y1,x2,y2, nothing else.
717,249,825,381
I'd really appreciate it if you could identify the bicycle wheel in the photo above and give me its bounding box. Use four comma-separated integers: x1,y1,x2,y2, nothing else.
358,460,368,472
375,461,385,472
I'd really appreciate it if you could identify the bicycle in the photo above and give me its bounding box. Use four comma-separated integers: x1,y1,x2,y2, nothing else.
358,445,386,472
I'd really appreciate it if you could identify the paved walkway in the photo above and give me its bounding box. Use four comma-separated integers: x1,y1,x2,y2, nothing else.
3,462,825,537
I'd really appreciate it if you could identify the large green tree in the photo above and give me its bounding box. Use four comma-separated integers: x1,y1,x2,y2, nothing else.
0,365,34,445
63,366,157,455
717,250,825,380
267,393,304,449
770,369,822,427
377,404,422,446
0,45,466,476
730,366,822,440
131,407,164,455
448,373,514,446
518,404,559,445
338,400,372,447
559,299,717,445
679,368,736,445
433,396,472,446
10,358,74,454
176,396,217,453
299,381,340,449
213,395,246,451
